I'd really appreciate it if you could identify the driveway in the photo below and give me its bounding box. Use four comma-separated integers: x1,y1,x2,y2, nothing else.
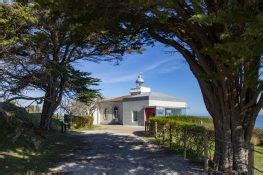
50,125,204,174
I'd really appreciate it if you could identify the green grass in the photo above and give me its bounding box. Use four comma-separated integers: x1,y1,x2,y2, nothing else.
0,111,91,174
255,146,263,175
71,124,99,132
0,131,84,174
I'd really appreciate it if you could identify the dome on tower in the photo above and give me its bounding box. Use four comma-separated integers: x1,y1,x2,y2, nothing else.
136,73,144,87
130,73,151,95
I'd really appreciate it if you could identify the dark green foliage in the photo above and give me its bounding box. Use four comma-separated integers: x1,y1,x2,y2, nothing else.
1,1,142,129
71,116,93,129
149,115,263,164
64,115,93,129
149,117,214,162
163,115,213,124
149,117,209,133
113,1,262,170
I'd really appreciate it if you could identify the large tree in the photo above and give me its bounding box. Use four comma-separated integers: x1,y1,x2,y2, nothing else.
0,1,142,130
109,0,263,173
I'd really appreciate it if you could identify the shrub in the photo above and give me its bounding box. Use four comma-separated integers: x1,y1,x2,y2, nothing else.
252,129,263,146
163,114,213,124
148,117,214,162
149,116,263,163
70,116,93,129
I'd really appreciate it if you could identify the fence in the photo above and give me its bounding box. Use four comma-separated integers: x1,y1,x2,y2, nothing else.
145,121,263,174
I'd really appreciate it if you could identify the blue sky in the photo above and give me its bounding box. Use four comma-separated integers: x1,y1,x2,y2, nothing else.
75,42,210,116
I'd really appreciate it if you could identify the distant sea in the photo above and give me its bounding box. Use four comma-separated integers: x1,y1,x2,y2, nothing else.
255,115,263,129
193,114,263,129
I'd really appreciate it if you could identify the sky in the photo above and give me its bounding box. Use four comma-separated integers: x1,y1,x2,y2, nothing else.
74,42,210,116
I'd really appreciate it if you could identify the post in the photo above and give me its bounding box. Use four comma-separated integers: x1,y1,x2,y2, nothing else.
183,129,187,160
60,121,64,133
145,121,147,135
162,128,165,145
64,123,67,133
203,131,209,172
169,125,172,148
68,122,71,129
248,144,254,175
155,121,158,138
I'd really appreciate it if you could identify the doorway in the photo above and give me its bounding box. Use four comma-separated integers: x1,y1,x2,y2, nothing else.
145,108,156,122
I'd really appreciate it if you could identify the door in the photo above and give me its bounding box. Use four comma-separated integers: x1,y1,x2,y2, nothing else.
145,108,156,122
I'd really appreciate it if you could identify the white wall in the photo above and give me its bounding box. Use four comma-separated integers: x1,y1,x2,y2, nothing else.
122,100,148,126
92,109,100,125
149,100,187,108
99,101,123,124
94,99,187,126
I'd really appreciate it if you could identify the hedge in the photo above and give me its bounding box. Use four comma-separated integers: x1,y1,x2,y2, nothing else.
64,115,93,129
252,129,263,146
148,117,214,162
154,115,263,146
164,114,213,124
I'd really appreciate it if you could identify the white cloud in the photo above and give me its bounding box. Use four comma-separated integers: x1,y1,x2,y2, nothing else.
100,58,182,84
158,65,180,74
143,58,173,72
102,73,138,84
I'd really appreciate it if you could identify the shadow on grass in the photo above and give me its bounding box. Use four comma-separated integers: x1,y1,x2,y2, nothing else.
0,130,84,174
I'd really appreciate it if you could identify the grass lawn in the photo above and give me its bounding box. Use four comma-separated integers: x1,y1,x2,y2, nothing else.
0,130,84,174
0,113,92,174
71,125,99,132
255,146,263,175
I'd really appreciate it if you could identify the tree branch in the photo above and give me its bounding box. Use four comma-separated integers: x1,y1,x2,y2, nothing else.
5,96,45,103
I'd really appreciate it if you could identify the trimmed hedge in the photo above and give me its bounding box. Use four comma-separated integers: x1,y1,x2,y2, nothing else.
148,117,214,162
155,115,263,146
164,114,213,124
65,115,93,129
148,116,263,163
149,117,208,132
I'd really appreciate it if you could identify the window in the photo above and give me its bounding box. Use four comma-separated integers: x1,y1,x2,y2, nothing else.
132,111,138,122
113,106,118,119
165,109,172,116
165,108,184,116
104,108,108,120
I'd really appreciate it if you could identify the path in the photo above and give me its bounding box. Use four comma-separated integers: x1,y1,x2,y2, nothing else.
50,125,204,174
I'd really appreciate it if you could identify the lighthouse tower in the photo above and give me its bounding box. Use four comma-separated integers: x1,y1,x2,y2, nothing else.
130,73,151,95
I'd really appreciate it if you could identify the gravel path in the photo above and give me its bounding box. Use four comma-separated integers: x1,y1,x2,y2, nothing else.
49,125,204,174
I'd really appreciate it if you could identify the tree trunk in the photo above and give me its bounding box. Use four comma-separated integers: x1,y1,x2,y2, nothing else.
40,99,57,130
40,86,61,130
212,116,250,173
213,117,233,172
200,86,258,173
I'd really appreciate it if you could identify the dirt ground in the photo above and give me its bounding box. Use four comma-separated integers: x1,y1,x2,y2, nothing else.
49,125,204,174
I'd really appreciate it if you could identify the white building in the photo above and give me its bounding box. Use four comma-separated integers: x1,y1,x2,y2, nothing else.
93,74,188,126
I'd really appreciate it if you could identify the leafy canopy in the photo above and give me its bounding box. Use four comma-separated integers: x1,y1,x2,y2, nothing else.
0,1,143,103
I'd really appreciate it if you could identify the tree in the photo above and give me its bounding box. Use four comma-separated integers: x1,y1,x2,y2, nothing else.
109,0,263,172
0,1,141,130
60,90,102,117
0,3,36,99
